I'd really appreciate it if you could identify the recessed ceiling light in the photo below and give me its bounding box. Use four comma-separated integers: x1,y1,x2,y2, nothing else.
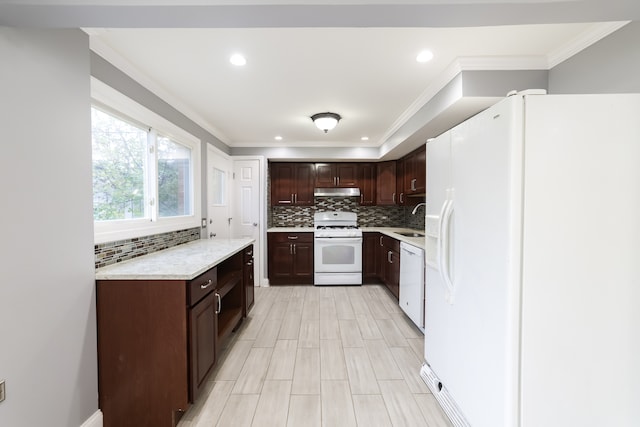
274,136,283,141
230,53,247,66
416,50,434,63
361,136,369,141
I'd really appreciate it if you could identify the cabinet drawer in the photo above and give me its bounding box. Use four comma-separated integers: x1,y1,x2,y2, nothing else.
188,267,217,307
269,232,313,244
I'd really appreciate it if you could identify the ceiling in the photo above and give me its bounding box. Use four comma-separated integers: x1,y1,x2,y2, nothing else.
2,1,639,159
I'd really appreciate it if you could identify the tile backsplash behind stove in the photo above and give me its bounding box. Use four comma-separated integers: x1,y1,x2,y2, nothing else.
270,196,424,229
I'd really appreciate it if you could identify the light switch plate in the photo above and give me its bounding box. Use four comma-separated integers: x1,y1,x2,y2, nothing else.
0,379,5,402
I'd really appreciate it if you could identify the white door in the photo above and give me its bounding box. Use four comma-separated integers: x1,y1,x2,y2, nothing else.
207,146,233,239
232,158,263,286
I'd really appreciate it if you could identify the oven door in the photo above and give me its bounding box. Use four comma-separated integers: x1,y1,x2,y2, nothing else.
314,236,363,273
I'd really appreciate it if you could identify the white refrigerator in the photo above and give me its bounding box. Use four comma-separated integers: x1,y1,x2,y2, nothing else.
421,92,640,427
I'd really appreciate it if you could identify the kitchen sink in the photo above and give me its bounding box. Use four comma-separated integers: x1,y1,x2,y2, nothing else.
397,232,425,237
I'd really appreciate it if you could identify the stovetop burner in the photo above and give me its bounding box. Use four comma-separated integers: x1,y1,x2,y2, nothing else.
314,211,362,238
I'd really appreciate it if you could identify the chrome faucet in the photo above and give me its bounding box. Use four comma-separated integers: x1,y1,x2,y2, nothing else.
411,202,426,215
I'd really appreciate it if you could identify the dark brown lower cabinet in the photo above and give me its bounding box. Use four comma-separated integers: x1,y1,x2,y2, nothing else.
97,247,249,427
267,232,314,285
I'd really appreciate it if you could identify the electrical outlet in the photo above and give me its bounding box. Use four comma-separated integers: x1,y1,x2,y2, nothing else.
0,379,5,403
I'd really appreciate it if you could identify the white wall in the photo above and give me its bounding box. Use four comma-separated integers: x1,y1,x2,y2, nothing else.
0,28,99,426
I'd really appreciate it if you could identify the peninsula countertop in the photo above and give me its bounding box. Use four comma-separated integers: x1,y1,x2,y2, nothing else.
95,238,255,281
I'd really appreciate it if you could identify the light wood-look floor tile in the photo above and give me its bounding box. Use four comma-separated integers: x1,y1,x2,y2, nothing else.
414,393,455,427
376,318,410,347
286,296,304,315
352,394,393,427
319,318,340,340
251,380,291,427
320,339,347,380
339,319,364,348
298,319,320,348
407,337,425,362
278,312,302,340
301,298,320,320
356,312,383,340
291,347,321,395
287,395,321,427
379,380,428,427
232,347,273,394
214,339,254,380
321,380,357,427
254,318,282,348
335,297,356,320
364,339,404,380
215,394,259,427
266,340,298,380
390,346,431,393
344,347,380,394
391,311,424,339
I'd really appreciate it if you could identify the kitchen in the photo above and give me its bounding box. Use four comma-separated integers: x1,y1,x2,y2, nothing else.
2,2,640,427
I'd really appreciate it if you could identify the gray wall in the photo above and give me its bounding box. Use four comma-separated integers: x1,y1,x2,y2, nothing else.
549,21,640,94
0,28,99,426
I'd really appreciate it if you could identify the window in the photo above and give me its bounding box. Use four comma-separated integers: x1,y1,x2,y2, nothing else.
91,78,201,244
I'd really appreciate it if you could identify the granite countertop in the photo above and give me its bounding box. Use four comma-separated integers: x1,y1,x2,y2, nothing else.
95,238,255,281
267,226,425,249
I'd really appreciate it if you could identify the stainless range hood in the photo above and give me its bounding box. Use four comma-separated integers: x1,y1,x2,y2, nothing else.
314,187,361,197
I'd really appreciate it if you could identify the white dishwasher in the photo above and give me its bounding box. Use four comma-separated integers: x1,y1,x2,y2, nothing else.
399,242,425,331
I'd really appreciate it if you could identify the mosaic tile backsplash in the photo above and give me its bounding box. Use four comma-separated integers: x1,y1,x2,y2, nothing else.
95,227,201,269
270,197,425,230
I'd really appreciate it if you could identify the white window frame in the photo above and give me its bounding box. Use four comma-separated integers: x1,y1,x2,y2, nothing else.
92,77,201,244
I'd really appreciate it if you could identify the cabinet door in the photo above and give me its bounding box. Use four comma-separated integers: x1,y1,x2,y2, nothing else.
336,163,359,187
189,292,217,402
384,249,400,300
363,233,380,282
270,163,294,205
294,163,316,206
404,146,426,194
315,163,335,187
243,245,255,315
359,163,376,205
376,161,396,205
396,159,406,206
268,241,294,282
412,145,426,193
292,242,314,282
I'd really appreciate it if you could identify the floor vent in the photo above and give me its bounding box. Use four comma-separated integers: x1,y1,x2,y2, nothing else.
420,363,471,427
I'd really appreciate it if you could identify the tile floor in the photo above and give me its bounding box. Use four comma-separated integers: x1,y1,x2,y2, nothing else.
178,285,453,427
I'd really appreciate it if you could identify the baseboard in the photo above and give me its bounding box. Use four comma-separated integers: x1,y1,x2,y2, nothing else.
80,410,103,427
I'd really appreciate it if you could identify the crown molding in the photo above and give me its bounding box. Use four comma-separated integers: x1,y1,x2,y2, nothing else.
546,21,629,68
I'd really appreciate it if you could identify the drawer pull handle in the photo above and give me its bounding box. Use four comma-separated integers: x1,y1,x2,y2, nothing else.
287,236,299,240
200,279,213,289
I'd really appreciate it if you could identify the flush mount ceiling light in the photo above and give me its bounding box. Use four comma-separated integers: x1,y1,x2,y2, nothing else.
229,53,246,66
416,49,434,63
311,112,341,133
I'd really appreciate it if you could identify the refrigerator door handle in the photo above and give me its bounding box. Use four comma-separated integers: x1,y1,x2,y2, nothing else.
440,190,455,303
436,199,449,275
